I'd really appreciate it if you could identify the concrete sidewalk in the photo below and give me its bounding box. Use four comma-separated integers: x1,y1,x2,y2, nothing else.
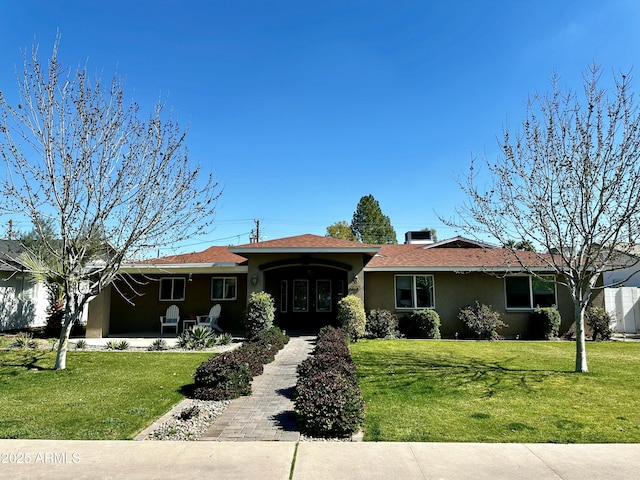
1,440,639,479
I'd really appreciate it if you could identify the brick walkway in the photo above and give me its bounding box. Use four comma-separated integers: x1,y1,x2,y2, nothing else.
200,334,315,442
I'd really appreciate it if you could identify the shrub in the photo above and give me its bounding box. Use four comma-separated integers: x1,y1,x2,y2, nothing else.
365,309,399,339
217,332,233,345
177,326,217,350
115,340,129,350
409,309,441,339
74,339,88,350
192,326,289,401
297,352,357,380
104,340,119,350
11,332,37,350
147,338,169,351
337,295,366,342
295,370,365,438
530,307,562,340
458,302,508,340
193,353,252,400
314,326,351,358
44,283,64,338
244,291,276,339
585,307,614,341
294,327,364,438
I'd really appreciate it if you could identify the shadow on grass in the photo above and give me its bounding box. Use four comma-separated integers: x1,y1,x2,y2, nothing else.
357,351,573,399
0,351,51,371
178,383,197,398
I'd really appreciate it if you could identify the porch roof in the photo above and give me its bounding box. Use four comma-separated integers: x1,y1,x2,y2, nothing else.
229,234,380,255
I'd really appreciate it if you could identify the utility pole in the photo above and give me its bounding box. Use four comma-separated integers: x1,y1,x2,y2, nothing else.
250,219,261,243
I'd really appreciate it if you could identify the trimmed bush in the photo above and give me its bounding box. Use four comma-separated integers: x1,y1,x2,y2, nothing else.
244,291,276,339
192,326,289,401
585,307,614,341
315,326,351,358
193,352,252,400
295,370,365,438
365,309,400,339
337,295,366,342
458,302,508,340
409,309,441,339
529,307,562,340
294,327,364,438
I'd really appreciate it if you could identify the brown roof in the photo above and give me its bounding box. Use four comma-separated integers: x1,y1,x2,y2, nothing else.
141,246,247,265
135,235,553,271
368,244,554,270
229,234,379,252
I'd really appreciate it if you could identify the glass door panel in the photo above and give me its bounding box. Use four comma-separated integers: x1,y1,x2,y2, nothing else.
316,280,331,312
293,279,308,312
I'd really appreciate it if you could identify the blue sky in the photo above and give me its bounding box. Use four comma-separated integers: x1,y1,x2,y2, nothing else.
2,1,640,254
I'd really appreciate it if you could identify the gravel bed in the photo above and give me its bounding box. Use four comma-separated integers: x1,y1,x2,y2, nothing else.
144,399,231,441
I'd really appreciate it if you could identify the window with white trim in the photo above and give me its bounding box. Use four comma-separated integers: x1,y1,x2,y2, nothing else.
395,275,434,309
505,275,556,309
211,277,237,301
159,277,186,301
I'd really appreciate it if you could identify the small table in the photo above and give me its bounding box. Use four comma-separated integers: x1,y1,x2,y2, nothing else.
182,319,196,332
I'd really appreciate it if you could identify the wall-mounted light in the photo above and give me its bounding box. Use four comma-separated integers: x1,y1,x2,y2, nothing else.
188,273,193,282
251,274,258,286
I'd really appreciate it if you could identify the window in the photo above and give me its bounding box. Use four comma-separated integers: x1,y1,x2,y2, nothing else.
211,277,237,300
280,280,288,313
505,275,556,309
316,280,332,312
293,279,308,312
159,277,185,301
395,275,434,309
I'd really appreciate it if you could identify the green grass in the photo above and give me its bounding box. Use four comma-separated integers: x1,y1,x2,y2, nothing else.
351,340,640,443
0,350,212,439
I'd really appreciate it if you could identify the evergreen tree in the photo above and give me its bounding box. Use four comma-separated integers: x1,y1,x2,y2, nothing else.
350,195,397,244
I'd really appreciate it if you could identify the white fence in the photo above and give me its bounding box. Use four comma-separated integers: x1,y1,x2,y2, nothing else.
604,287,640,334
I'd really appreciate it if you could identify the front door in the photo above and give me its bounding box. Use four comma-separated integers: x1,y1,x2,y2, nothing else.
265,266,347,330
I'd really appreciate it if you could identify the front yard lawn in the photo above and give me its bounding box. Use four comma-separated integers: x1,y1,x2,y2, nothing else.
0,350,212,439
351,340,640,443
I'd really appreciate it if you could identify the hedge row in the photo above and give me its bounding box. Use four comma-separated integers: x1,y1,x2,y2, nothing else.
294,326,365,438
192,327,289,401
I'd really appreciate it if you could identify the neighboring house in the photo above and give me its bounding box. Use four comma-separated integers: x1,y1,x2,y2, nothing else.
0,240,48,331
603,246,640,334
86,233,595,339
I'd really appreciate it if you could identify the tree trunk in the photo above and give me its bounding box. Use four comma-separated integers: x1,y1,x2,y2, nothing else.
54,314,75,370
574,300,588,373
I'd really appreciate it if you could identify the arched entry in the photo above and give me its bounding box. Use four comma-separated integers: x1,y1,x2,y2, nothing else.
263,264,349,330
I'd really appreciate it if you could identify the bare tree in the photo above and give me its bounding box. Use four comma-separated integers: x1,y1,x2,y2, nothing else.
0,38,220,369
447,64,640,373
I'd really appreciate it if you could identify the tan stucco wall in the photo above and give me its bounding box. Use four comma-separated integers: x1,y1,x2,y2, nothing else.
86,285,111,338
107,273,247,334
365,271,576,338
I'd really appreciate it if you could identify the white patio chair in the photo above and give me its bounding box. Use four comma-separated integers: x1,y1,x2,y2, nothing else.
160,304,180,334
196,304,222,332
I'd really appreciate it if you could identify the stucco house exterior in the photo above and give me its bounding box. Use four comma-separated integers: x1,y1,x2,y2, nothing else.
86,233,590,339
0,240,48,331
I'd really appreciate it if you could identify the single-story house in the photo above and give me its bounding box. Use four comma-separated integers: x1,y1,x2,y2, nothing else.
86,233,600,339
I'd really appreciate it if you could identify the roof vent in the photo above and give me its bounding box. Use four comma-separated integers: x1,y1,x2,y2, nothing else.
404,231,434,245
